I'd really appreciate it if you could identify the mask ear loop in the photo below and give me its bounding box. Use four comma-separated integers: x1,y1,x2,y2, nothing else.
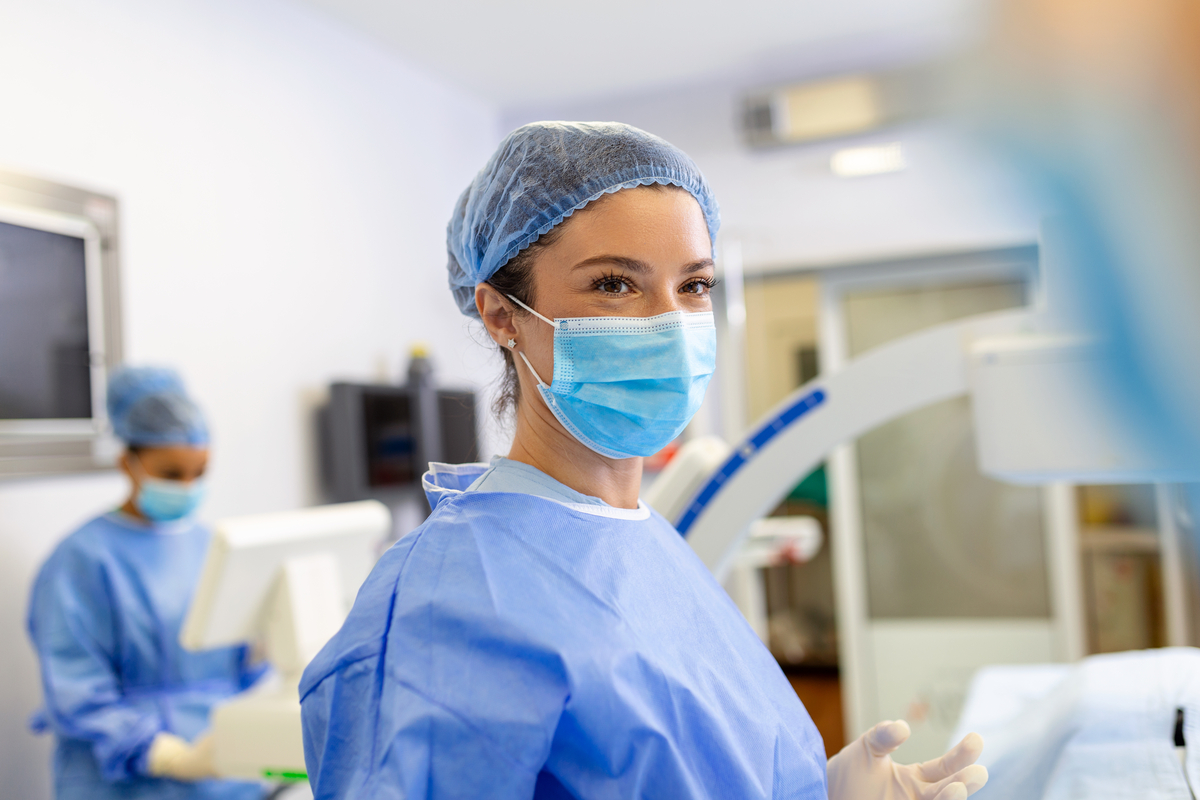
517,351,548,387
506,294,558,329
504,294,554,392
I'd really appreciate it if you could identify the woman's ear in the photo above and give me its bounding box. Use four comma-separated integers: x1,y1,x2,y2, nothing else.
475,283,519,347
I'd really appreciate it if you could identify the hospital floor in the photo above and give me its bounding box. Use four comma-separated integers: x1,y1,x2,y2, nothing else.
785,667,844,758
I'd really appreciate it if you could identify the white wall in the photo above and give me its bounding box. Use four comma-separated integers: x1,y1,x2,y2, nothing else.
0,1,500,796
503,80,1043,275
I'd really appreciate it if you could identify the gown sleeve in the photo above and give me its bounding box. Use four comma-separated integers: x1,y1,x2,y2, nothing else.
236,645,272,692
300,531,570,799
27,543,164,781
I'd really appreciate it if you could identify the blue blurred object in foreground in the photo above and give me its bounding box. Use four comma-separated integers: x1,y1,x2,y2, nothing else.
961,0,1200,526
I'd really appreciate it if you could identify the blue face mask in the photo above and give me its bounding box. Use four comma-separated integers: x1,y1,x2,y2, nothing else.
136,478,206,522
130,454,206,522
509,295,717,459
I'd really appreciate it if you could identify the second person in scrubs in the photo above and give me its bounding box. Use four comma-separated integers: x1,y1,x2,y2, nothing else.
27,367,267,800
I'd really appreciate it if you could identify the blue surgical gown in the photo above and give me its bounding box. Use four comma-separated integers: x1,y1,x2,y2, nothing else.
27,512,267,800
300,461,827,798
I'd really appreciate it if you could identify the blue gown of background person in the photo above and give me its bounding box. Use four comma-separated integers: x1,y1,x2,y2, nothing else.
300,461,828,799
28,512,268,800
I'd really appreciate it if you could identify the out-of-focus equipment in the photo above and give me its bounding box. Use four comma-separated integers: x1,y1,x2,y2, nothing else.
967,335,1188,484
723,516,824,644
0,169,123,478
949,648,1200,798
319,347,479,504
180,500,390,780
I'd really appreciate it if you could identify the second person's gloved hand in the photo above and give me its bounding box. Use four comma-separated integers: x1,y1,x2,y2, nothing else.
826,720,988,800
146,732,218,782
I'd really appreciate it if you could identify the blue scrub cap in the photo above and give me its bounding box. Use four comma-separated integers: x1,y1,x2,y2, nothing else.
106,366,209,447
446,121,721,317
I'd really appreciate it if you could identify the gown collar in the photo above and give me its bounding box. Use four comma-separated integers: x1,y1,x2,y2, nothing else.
422,462,650,521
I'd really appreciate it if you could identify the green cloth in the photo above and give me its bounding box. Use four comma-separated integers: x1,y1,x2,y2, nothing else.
787,464,828,508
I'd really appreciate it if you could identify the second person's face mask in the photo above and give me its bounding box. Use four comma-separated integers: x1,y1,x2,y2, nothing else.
509,294,716,459
130,452,207,523
136,477,206,522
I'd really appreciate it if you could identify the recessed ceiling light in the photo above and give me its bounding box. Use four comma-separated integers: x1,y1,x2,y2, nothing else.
830,143,907,177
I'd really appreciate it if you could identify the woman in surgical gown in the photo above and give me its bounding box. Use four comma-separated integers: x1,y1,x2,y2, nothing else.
300,122,989,800
27,367,266,800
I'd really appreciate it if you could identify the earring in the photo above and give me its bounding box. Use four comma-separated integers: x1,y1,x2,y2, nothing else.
507,338,516,348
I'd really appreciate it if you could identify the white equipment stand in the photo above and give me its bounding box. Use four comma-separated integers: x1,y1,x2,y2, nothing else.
180,501,390,781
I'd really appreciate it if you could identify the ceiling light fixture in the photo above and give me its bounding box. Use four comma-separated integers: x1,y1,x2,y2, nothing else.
830,143,907,177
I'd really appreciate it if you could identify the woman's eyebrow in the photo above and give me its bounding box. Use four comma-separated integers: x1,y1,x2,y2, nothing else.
571,255,649,273
570,256,716,273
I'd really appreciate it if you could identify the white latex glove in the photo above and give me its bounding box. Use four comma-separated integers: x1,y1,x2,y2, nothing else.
827,720,988,800
146,732,218,781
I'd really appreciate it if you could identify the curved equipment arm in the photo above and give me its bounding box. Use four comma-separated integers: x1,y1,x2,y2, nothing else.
677,309,1031,582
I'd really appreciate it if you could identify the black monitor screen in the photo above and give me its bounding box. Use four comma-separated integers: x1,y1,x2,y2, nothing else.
361,391,415,488
0,219,92,420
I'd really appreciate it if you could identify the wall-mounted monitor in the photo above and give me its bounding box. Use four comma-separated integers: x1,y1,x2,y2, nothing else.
319,383,479,504
0,170,122,478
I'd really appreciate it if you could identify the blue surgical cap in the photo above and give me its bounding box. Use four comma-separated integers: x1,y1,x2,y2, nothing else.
446,121,721,317
106,366,209,447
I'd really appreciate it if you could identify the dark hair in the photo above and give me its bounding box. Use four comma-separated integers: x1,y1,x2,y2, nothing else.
484,226,561,420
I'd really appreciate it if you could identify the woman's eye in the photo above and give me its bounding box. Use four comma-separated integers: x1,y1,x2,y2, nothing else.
682,280,712,295
599,278,630,294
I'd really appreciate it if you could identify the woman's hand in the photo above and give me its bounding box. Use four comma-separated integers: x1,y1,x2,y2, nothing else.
826,720,988,800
